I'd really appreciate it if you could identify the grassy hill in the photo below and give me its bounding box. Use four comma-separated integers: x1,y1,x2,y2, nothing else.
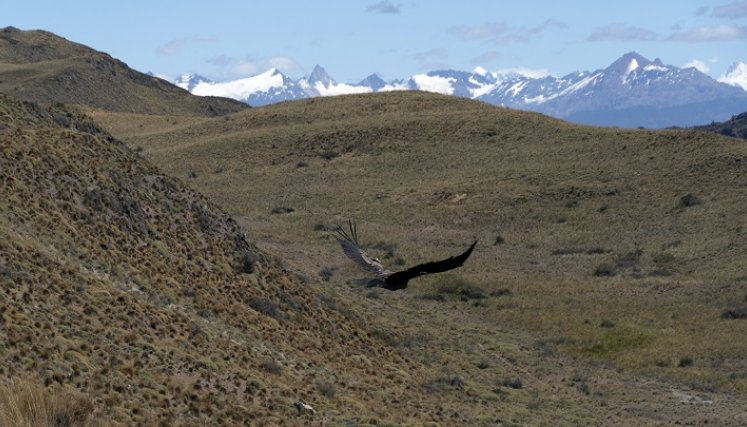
92,90,747,425
0,27,247,116
696,111,747,139
3,25,747,424
3,93,529,425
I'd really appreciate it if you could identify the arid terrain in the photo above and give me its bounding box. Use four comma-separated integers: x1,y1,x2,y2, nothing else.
2,27,747,426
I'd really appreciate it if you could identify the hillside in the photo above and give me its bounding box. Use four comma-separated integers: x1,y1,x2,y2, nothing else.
93,90,747,425
696,111,747,139
0,27,247,116
2,93,529,425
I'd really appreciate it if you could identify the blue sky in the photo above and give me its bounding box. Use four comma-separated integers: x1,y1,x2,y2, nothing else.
4,0,747,82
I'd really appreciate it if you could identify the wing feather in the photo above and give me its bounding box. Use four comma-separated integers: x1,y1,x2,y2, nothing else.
385,240,477,285
335,221,392,278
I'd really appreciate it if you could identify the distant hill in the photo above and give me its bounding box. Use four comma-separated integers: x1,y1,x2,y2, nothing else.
695,111,747,139
0,27,247,115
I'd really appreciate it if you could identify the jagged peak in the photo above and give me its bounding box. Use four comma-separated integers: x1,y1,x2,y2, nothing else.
608,52,652,75
307,64,335,86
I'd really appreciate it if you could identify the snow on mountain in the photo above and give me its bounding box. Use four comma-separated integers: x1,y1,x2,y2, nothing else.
719,62,747,91
298,65,373,97
174,74,213,91
175,52,747,127
189,68,306,106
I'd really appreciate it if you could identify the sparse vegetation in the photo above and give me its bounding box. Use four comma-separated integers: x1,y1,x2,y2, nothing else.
4,43,747,425
432,277,486,300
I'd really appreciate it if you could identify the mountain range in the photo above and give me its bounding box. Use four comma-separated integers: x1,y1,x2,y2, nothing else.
176,53,747,128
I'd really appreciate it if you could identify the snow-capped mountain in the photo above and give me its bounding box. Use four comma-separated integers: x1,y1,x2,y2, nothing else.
185,68,306,106
174,74,213,92
719,62,747,91
298,65,373,97
176,52,747,127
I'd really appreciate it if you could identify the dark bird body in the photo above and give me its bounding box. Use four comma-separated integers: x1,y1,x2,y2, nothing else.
335,221,477,291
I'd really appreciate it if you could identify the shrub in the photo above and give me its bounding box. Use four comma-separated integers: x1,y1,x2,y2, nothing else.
616,249,643,269
371,241,397,258
319,266,335,282
494,235,505,245
600,320,615,328
721,306,747,319
238,251,258,274
678,194,701,208
490,288,512,297
435,277,486,300
270,206,294,215
500,377,523,389
249,298,284,320
316,381,336,398
593,264,616,277
319,150,339,160
678,356,694,367
260,359,282,375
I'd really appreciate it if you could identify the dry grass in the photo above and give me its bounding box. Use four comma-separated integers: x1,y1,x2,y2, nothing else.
91,90,747,425
0,380,106,427
3,26,747,420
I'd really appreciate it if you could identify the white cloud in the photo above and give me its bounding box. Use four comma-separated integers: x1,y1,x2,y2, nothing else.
449,19,567,44
668,25,747,42
411,48,448,62
711,1,747,19
366,1,401,14
587,23,658,42
156,36,216,56
213,56,303,79
471,51,501,64
682,59,710,73
496,67,551,79
411,74,456,95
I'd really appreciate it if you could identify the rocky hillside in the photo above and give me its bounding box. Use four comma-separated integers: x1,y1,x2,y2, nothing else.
0,27,247,116
0,93,453,425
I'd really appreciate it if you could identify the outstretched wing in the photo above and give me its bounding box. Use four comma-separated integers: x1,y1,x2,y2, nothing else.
386,240,477,285
335,220,392,278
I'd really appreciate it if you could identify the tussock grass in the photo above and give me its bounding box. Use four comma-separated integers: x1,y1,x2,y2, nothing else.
22,88,747,424
0,380,106,427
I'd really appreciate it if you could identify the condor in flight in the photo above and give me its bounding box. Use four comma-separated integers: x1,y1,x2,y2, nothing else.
335,221,477,291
